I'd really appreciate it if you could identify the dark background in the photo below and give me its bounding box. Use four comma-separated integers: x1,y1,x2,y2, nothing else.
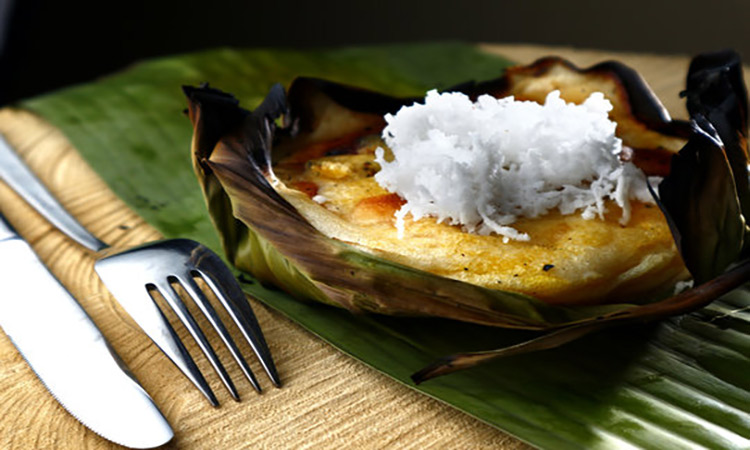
1,0,748,106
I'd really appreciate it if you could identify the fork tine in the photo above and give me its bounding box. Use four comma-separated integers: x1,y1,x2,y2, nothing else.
95,257,221,405
119,282,219,406
195,262,281,388
154,280,240,402
154,315,220,407
177,274,262,393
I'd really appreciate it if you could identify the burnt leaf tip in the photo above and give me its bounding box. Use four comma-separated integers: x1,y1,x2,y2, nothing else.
412,322,609,383
655,50,749,283
252,83,288,121
411,356,457,385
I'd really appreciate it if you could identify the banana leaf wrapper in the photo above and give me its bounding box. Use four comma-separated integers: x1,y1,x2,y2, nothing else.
186,52,750,380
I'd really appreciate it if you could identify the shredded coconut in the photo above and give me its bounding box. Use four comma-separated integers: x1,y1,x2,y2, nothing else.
674,279,694,295
312,194,328,204
374,90,657,240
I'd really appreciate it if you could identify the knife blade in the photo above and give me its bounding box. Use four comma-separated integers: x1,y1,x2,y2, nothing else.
0,212,173,449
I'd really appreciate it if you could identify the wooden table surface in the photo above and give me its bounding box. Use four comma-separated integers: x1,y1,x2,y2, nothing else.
0,44,726,449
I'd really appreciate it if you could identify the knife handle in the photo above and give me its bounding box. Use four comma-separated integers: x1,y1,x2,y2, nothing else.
0,134,108,252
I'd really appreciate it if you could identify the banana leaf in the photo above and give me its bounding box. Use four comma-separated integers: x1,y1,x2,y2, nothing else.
655,50,750,284
20,43,750,449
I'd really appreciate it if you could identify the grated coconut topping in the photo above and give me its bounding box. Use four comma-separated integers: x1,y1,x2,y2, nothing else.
374,90,658,241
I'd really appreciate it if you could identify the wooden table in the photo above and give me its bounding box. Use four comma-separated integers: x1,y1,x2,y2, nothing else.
0,45,723,449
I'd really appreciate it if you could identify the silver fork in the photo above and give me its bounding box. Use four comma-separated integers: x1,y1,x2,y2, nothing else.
0,134,280,406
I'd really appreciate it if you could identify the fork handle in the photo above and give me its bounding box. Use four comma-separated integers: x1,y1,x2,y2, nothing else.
0,134,107,252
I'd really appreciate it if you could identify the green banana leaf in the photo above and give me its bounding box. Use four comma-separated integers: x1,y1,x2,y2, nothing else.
21,43,750,449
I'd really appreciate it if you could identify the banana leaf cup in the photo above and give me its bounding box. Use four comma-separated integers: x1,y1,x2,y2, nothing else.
185,50,750,382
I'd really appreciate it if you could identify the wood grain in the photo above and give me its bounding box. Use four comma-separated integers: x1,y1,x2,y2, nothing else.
0,45,724,449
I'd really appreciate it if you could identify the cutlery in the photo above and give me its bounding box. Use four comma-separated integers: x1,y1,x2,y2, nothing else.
0,210,173,449
0,134,280,406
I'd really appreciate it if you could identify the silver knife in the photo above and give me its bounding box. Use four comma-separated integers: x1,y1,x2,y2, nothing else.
0,211,173,448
